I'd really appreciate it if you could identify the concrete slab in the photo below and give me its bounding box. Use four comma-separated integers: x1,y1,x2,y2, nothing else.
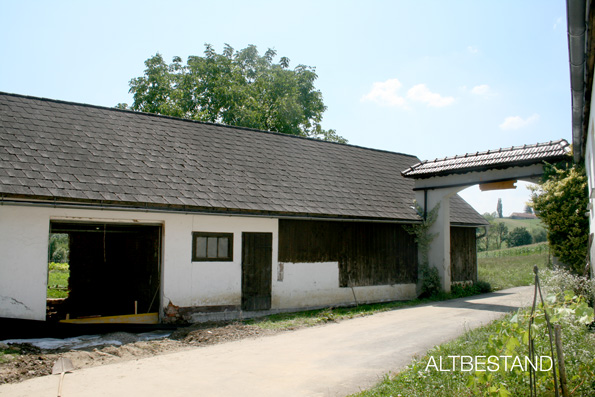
0,286,533,397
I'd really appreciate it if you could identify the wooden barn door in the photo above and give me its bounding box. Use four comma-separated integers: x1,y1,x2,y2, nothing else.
242,232,272,311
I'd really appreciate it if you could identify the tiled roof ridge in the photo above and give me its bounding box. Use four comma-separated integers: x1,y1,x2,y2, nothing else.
0,91,418,160
417,139,569,166
402,139,571,178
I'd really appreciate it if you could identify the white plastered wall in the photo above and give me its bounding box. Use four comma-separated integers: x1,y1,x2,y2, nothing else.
0,203,417,321
587,117,595,280
414,187,463,293
586,74,595,280
0,206,50,320
183,215,277,308
0,204,278,320
271,261,416,309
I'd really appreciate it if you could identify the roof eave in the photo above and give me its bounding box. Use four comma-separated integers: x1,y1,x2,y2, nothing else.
0,194,423,224
567,0,589,163
402,155,571,180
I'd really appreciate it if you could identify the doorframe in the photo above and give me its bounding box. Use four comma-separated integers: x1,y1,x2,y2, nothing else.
47,219,164,322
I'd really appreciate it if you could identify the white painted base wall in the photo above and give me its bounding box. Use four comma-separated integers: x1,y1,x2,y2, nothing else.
272,262,416,309
0,204,416,322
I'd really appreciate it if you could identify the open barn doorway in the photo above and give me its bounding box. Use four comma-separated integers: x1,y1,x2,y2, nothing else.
47,221,162,323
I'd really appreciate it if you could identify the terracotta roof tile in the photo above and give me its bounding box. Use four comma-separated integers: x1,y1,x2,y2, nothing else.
402,140,570,179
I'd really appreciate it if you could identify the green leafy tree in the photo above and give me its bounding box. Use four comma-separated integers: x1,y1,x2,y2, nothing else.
496,198,503,218
49,234,69,263
530,164,588,274
506,226,532,247
531,228,547,243
494,222,509,249
118,44,346,143
477,212,497,251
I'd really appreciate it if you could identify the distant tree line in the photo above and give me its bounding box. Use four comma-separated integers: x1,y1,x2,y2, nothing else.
479,158,588,276
477,212,546,252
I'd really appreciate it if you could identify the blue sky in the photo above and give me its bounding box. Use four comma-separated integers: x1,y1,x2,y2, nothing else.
0,1,570,216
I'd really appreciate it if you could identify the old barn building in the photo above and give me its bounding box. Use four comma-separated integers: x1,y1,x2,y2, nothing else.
0,92,487,323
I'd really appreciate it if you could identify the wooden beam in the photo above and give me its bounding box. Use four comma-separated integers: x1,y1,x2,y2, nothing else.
59,312,158,324
479,180,517,191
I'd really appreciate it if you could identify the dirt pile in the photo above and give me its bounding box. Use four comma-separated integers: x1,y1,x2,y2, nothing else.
172,322,277,345
0,322,280,385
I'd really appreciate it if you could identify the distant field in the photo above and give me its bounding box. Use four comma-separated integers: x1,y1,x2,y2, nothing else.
478,243,549,290
493,217,545,233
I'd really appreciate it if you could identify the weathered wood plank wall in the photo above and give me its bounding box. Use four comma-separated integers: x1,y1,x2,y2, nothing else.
279,220,417,287
450,226,477,282
241,232,273,311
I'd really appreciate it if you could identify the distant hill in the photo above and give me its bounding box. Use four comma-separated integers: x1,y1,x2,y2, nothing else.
509,212,537,220
492,217,545,234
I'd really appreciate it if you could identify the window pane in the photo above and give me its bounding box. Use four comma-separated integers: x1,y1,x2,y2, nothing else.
196,237,207,258
192,232,233,261
207,237,218,258
218,237,229,258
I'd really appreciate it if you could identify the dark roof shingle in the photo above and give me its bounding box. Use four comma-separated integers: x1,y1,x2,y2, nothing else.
0,92,485,225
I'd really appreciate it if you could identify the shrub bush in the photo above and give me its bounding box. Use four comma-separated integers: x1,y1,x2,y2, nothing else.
507,226,533,247
530,164,589,274
474,280,492,293
450,280,492,298
542,267,595,305
419,264,441,298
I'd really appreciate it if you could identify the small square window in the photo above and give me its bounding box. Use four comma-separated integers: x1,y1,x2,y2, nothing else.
192,232,233,261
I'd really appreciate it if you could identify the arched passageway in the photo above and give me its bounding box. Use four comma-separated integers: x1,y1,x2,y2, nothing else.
401,139,570,292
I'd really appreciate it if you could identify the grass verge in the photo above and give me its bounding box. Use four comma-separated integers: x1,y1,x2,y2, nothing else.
352,269,595,397
47,262,69,299
249,300,432,330
250,282,491,331
0,345,20,364
352,302,595,396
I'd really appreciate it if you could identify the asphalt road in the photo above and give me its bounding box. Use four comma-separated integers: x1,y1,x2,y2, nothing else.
0,286,533,397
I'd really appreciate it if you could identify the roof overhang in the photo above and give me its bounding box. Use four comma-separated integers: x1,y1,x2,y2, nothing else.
410,164,545,191
402,140,571,184
567,0,592,163
0,195,422,225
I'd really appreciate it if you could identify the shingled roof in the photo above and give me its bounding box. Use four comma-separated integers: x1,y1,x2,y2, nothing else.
0,92,485,225
401,139,571,179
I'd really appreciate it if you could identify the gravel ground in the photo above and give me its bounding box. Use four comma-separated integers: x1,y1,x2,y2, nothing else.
0,322,281,385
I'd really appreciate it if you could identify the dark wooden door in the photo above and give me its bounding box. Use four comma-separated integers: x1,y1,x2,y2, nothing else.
242,232,273,311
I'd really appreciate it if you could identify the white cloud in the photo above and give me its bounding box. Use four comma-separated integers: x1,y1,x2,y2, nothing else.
467,46,479,54
553,16,563,30
360,79,406,107
499,114,540,130
406,84,455,107
471,84,491,96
